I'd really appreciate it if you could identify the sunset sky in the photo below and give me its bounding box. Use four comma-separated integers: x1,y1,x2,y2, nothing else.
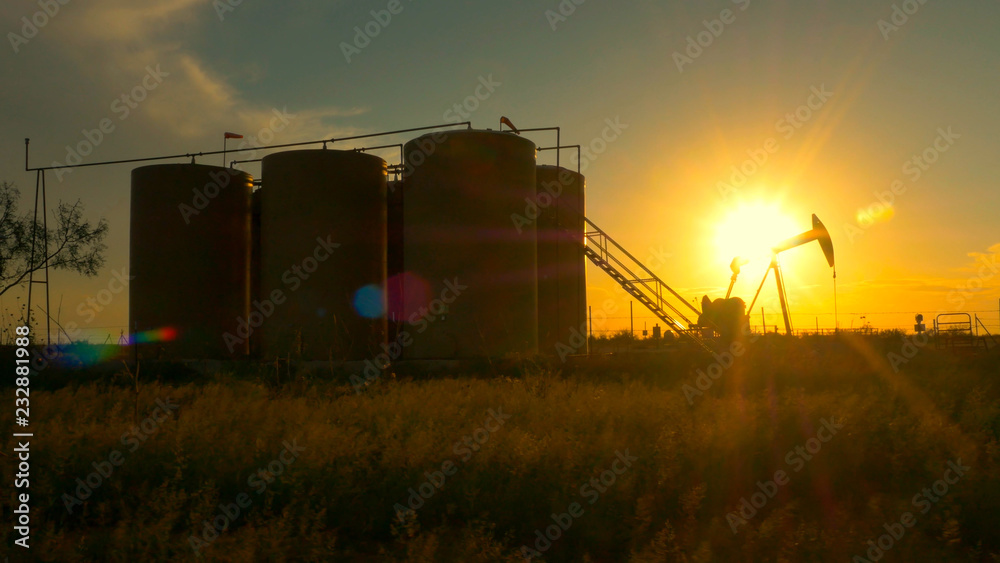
1,0,997,342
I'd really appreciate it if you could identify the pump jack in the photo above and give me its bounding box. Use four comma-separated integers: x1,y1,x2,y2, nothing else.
744,214,836,334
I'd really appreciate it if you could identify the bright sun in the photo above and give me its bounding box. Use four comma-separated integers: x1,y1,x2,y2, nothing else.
715,202,802,267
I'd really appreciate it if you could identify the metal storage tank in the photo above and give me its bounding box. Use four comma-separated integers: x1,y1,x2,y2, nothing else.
399,130,538,358
536,165,587,355
129,164,253,359
259,149,387,361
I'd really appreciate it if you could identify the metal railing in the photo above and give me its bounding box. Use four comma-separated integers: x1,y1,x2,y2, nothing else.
582,217,713,353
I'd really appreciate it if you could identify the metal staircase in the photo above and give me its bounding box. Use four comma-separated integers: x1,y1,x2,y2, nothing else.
583,217,715,353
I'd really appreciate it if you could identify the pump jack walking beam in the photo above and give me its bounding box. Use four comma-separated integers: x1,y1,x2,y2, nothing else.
746,214,835,335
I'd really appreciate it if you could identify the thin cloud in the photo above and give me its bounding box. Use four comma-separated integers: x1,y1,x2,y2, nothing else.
48,0,365,141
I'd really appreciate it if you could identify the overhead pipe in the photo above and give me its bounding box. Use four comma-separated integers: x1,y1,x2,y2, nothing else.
537,145,581,175
23,122,472,172
230,158,260,168
355,143,404,168
500,125,561,169
233,143,404,170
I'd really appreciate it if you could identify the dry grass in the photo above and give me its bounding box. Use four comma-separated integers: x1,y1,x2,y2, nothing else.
1,334,998,562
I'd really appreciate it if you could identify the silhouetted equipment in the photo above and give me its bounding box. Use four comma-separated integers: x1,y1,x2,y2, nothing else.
259,149,387,360
25,161,51,343
536,165,587,355
397,130,538,358
698,295,749,343
130,164,253,359
582,218,714,352
975,316,998,348
771,214,835,267
30,124,477,355
915,313,925,333
74,118,860,360
933,313,996,350
934,313,976,350
747,214,835,334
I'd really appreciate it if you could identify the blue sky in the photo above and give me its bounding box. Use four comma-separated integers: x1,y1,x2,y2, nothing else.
2,0,998,341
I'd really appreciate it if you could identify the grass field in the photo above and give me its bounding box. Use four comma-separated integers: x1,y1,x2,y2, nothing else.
2,333,998,562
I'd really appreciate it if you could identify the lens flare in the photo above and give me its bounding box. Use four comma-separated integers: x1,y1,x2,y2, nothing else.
353,284,385,319
386,272,431,320
131,326,179,344
856,204,894,226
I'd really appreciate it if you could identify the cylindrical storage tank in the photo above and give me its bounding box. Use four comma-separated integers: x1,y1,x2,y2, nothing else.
536,165,587,356
129,164,253,359
399,130,537,358
259,149,387,361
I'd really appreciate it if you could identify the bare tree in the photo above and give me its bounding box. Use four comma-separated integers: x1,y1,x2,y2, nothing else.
0,181,109,297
